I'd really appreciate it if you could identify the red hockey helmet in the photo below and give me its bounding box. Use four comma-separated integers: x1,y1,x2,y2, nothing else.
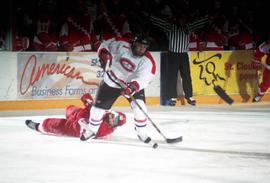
104,111,126,127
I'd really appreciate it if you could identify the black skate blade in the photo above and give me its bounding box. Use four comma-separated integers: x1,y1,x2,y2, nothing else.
25,120,39,131
166,136,183,143
80,134,96,141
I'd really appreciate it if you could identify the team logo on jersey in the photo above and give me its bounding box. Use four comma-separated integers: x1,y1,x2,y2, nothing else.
120,58,136,72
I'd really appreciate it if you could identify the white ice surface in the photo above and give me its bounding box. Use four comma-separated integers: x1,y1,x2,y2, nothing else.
0,103,270,183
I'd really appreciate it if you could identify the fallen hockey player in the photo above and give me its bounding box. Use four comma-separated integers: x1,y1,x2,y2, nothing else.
25,93,126,138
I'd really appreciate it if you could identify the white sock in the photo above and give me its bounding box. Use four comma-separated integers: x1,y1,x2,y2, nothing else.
131,99,148,139
88,106,106,134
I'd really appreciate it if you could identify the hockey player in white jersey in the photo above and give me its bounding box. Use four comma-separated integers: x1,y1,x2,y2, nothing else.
80,34,157,145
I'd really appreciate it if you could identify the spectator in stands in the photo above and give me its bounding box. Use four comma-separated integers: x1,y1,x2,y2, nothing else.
12,1,34,51
0,30,6,51
13,36,30,51
204,23,227,51
33,3,59,51
99,12,131,41
234,30,254,50
59,0,100,52
95,0,132,41
188,31,206,52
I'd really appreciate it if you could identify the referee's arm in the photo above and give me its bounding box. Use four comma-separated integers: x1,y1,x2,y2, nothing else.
148,15,171,33
189,17,209,32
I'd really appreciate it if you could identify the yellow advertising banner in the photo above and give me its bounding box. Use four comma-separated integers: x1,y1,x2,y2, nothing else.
189,51,262,102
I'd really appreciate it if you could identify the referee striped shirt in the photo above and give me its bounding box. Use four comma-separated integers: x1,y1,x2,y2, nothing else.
149,15,208,53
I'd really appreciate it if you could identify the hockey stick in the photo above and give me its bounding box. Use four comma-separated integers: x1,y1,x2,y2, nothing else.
128,95,183,144
104,63,182,143
262,63,270,70
213,85,234,105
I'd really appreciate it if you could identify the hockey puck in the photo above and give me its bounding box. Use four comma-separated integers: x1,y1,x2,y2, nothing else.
152,143,158,149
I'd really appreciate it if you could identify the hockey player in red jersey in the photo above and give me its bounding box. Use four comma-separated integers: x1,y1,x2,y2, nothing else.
252,37,270,102
32,2,59,51
59,0,100,52
25,93,126,138
80,34,157,145
59,16,100,52
33,15,59,51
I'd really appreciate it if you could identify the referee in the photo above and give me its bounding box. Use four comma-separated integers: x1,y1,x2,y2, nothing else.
148,12,209,106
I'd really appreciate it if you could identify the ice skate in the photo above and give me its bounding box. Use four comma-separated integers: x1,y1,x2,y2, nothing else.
168,98,177,106
252,95,262,102
186,97,196,106
134,126,152,143
25,120,39,131
80,129,96,141
78,119,96,141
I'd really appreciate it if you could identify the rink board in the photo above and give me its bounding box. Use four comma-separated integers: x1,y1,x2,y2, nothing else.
0,51,270,110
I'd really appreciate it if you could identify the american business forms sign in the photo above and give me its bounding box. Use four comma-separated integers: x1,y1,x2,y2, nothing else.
17,52,103,99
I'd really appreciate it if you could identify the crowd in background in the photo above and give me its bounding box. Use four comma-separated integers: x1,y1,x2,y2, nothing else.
0,0,268,52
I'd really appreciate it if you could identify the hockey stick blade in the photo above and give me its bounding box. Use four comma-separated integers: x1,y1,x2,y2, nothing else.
214,85,234,105
166,136,183,143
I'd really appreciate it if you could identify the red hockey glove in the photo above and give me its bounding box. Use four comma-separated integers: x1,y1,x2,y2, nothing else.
98,48,112,71
121,81,139,98
81,93,94,107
